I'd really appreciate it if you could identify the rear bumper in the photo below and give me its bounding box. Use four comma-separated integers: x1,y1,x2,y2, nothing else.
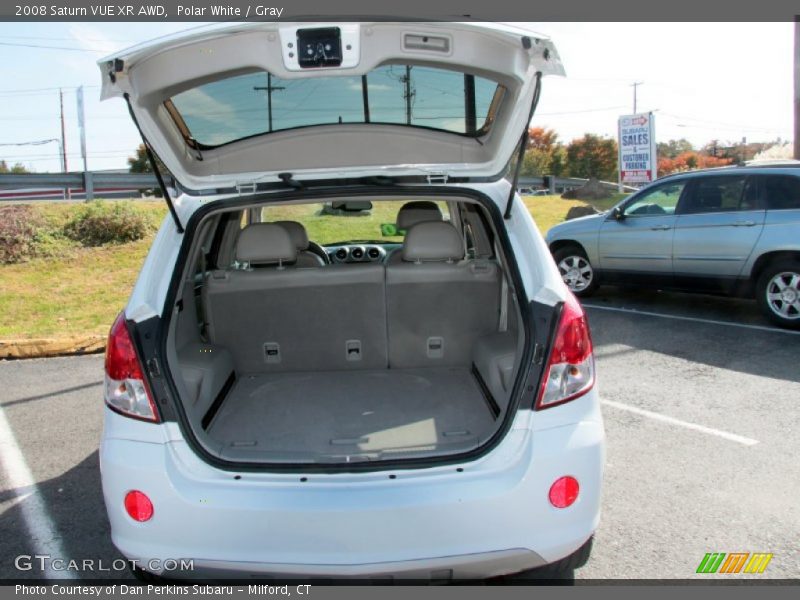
169,549,546,581
100,408,604,580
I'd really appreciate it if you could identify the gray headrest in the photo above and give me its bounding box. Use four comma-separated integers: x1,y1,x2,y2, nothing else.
397,201,444,230
235,223,297,265
402,221,464,263
274,220,309,250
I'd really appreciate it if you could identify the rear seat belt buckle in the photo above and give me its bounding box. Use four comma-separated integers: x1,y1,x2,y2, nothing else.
427,337,444,359
346,340,362,362
263,342,281,364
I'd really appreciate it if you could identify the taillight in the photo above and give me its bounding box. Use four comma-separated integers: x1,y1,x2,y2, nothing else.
535,293,595,409
104,312,159,422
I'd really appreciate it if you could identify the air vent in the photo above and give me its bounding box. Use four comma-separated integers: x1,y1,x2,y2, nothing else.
335,248,348,261
351,247,364,260
403,33,451,54
367,247,381,260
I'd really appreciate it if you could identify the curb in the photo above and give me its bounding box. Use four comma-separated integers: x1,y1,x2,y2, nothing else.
0,335,106,359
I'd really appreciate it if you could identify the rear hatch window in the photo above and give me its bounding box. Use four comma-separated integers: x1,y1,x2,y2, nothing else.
169,65,504,148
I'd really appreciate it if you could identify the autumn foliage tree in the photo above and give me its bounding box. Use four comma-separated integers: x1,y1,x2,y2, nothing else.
564,134,618,181
520,127,566,177
657,152,732,176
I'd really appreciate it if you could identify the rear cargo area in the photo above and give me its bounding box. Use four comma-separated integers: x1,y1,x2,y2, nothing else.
206,368,497,460
167,198,525,465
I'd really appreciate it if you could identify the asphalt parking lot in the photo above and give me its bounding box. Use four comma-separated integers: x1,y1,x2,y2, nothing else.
0,288,798,582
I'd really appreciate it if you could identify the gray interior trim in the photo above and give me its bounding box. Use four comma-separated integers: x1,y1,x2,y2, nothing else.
207,367,496,462
396,200,444,230
235,223,297,265
402,221,465,262
167,193,526,466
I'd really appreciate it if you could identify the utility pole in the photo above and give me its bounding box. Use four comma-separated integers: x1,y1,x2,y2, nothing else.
631,81,643,114
253,73,286,132
794,16,799,159
59,88,70,199
403,65,414,125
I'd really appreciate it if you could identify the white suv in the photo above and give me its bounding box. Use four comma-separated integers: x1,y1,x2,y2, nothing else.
99,21,604,581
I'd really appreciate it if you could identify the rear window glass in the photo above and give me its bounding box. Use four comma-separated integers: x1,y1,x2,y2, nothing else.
259,201,450,245
762,175,800,210
169,66,503,147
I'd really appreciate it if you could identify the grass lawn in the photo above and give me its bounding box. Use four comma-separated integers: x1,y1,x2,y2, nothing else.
0,194,620,340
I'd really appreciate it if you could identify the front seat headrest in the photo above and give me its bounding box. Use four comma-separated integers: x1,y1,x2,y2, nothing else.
396,201,444,230
402,221,464,263
235,223,297,266
273,220,310,250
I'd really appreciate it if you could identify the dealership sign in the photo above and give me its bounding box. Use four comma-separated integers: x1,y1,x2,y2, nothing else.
618,112,657,184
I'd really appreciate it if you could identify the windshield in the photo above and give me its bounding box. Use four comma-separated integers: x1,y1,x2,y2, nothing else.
260,200,450,245
169,66,504,148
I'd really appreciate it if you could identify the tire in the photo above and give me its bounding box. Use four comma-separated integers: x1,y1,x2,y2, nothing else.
552,245,598,297
500,536,594,582
755,260,800,329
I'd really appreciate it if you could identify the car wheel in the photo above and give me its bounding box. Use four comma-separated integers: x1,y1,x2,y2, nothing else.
756,260,800,329
553,246,598,297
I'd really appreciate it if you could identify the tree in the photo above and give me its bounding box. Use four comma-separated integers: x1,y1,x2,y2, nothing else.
699,138,779,164
657,151,732,175
520,127,567,177
752,142,793,161
565,134,618,181
656,138,694,159
127,144,168,174
527,127,559,151
0,160,29,174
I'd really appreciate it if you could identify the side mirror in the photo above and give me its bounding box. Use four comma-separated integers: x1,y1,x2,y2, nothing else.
613,206,625,221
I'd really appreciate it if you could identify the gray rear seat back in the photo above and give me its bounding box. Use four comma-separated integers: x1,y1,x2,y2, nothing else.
204,265,387,373
273,220,326,267
386,201,445,265
386,222,501,368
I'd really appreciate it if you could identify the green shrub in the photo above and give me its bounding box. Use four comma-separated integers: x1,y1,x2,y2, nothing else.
0,205,44,264
64,201,154,246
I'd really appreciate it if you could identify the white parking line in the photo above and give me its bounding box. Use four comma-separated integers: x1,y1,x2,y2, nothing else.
0,404,76,579
601,399,760,446
583,303,800,335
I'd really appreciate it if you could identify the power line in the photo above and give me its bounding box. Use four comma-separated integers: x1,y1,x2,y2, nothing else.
0,85,99,97
0,138,61,147
659,112,788,133
0,34,135,42
537,105,628,116
0,41,109,52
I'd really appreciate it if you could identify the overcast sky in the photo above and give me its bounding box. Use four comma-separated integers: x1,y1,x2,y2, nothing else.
0,21,793,172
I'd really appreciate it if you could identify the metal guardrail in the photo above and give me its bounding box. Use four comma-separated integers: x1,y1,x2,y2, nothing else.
0,172,636,201
517,176,639,194
0,172,169,201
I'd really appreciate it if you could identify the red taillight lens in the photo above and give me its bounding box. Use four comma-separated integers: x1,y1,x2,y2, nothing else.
104,312,159,422
549,476,580,508
124,490,154,522
535,293,595,409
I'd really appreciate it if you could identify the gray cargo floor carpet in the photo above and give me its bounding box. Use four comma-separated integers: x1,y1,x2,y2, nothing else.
207,367,496,459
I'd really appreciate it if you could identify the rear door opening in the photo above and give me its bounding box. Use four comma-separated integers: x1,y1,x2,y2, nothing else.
159,192,533,468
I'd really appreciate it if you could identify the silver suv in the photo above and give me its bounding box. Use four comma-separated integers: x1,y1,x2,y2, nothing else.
545,165,800,328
